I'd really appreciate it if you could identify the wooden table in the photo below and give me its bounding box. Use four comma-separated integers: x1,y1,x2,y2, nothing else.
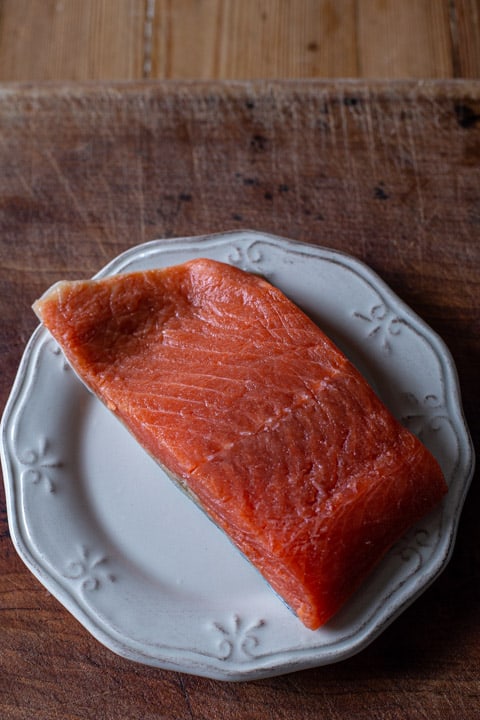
0,77,479,720
0,2,479,719
0,0,479,82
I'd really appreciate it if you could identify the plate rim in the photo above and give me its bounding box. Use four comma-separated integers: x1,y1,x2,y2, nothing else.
1,230,475,680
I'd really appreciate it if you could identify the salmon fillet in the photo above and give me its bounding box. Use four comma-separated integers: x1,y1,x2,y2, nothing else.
33,258,447,630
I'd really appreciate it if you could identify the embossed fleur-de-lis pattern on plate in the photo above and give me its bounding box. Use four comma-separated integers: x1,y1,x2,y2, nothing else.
353,303,402,353
18,436,62,493
400,391,451,440
211,614,266,661
48,338,71,371
394,528,433,574
63,545,115,591
227,243,264,271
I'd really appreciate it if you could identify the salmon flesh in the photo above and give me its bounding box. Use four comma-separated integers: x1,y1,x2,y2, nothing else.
33,258,447,630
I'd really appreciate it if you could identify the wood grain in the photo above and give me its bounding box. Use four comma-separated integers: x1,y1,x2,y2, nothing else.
151,0,358,79
451,0,480,77
0,0,145,81
0,1,480,80
356,0,453,77
0,80,479,719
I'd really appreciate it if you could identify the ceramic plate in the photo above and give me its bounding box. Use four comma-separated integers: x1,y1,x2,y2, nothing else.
1,231,474,680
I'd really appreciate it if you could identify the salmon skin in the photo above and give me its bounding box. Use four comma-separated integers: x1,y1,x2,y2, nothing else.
33,258,448,630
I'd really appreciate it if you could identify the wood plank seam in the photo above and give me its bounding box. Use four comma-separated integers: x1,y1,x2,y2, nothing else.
449,0,462,77
144,0,156,78
353,0,361,77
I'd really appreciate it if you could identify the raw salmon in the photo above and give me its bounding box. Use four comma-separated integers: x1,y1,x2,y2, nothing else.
33,258,447,630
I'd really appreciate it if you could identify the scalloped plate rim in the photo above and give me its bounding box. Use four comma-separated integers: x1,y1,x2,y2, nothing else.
0,230,475,681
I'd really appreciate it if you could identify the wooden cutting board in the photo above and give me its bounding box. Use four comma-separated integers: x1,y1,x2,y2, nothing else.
0,80,479,719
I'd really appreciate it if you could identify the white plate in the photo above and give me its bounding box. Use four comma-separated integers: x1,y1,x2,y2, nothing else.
1,231,474,680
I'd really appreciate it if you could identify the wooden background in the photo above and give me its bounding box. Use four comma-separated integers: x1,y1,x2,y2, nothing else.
0,0,479,82
0,2,479,720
